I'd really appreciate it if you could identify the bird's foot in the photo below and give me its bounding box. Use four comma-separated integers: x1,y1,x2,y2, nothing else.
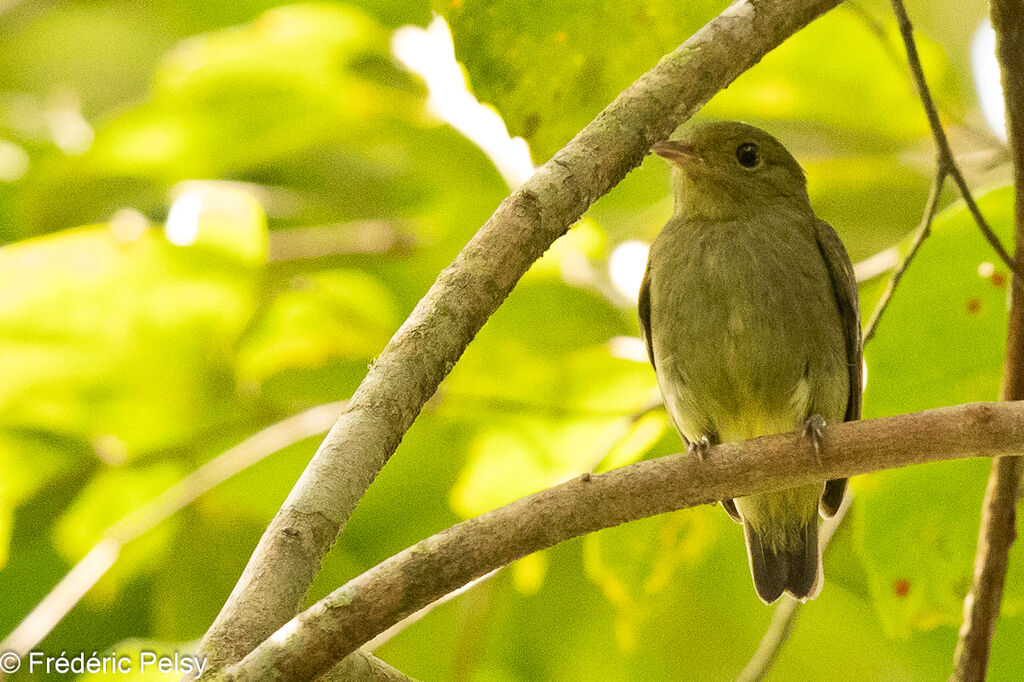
802,414,827,465
688,436,711,461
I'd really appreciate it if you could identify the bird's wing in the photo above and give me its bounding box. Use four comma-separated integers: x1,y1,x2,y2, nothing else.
638,266,656,369
814,219,862,517
814,219,863,422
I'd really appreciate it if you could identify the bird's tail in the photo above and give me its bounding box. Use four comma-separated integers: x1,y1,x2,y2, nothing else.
738,488,821,604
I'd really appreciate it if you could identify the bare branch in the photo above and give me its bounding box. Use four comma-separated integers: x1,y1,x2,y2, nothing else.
862,167,946,344
220,402,1024,682
954,457,1024,681
953,0,1024,678
197,0,851,672
889,0,1022,283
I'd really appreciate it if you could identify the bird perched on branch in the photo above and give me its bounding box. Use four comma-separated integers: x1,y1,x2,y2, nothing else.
638,121,862,603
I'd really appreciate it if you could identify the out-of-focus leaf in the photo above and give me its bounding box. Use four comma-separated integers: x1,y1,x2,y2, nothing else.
8,3,437,236
437,0,724,161
165,181,268,265
0,211,263,454
237,269,398,404
0,433,76,568
583,510,721,651
596,410,668,472
863,185,1010,416
91,4,415,179
855,185,1013,635
0,223,262,454
150,509,264,641
704,11,955,145
53,463,184,601
447,347,655,517
511,552,549,596
855,459,989,636
438,4,952,161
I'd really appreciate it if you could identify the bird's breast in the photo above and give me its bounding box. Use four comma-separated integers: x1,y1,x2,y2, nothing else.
648,216,845,441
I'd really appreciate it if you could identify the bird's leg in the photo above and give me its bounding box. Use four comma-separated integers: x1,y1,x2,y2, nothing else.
687,435,711,461
802,413,827,465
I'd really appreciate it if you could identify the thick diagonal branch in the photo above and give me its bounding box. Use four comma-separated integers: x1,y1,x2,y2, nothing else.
222,402,1024,682
196,0,849,672
953,1,1024,679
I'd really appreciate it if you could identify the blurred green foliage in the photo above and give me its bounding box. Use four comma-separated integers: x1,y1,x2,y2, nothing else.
0,0,1019,680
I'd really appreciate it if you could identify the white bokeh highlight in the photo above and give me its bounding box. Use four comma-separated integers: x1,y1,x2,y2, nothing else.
972,18,1007,142
392,16,535,190
164,188,205,247
608,239,650,304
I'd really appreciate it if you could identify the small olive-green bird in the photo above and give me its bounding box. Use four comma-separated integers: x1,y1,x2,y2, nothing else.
639,121,862,603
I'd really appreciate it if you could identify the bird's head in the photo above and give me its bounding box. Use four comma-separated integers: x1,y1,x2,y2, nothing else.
653,121,810,220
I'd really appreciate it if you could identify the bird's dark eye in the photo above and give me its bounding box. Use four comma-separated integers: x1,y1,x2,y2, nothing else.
736,142,761,168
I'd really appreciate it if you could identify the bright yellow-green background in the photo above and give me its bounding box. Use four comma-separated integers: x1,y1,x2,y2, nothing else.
0,0,1021,679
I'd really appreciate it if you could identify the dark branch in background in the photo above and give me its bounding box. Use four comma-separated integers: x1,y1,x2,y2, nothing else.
221,403,1024,682
953,0,1024,678
737,492,853,682
195,0,852,675
889,0,1022,285
862,167,947,344
267,221,418,262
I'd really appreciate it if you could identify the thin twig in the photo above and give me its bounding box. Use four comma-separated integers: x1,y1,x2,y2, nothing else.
736,492,854,682
862,167,947,344
0,401,345,658
952,0,1024,678
223,402,1024,681
890,0,1022,285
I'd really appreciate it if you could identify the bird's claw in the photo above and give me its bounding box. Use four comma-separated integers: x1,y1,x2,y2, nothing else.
688,436,711,461
802,414,827,465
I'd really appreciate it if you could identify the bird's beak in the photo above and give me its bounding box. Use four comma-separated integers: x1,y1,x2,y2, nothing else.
651,140,701,166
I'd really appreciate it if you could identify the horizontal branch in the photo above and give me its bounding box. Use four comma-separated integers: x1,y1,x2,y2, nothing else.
224,402,1024,681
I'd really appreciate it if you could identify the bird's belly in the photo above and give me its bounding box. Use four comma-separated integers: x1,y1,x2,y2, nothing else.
660,312,811,444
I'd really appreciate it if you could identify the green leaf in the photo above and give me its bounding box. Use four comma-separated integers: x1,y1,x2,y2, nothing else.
863,185,1011,417
856,185,1013,635
437,0,724,160
0,209,264,454
53,463,184,599
582,510,722,652
439,4,952,161
237,269,399,406
703,11,954,144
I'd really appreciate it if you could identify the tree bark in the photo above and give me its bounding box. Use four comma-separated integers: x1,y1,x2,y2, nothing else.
196,0,849,673
219,402,1024,682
